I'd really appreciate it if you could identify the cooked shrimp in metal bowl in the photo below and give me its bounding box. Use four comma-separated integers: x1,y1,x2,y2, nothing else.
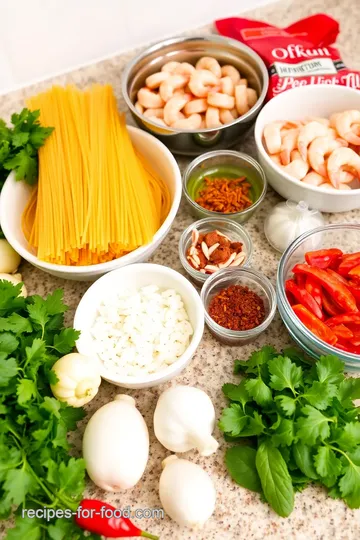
263,110,360,191
135,56,259,130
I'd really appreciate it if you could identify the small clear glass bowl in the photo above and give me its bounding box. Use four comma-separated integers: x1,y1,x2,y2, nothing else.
179,217,253,286
201,267,277,345
182,150,267,224
277,223,360,371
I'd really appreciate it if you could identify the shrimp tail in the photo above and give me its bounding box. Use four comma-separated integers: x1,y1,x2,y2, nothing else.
280,148,291,166
298,142,307,162
344,132,360,146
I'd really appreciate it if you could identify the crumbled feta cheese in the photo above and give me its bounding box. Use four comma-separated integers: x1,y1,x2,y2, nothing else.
91,285,193,377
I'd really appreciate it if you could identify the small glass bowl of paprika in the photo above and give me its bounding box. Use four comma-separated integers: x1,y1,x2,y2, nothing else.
200,267,277,345
182,150,267,224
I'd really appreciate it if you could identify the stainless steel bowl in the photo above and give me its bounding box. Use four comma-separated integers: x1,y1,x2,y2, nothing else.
122,35,269,155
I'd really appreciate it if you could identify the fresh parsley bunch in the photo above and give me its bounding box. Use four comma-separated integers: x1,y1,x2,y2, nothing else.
0,108,53,238
219,346,360,517
0,281,99,539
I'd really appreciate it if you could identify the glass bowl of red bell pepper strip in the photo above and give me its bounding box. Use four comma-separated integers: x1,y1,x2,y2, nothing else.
277,224,360,371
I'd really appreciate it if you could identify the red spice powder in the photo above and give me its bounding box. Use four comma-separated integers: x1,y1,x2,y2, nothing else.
208,284,265,331
195,177,252,213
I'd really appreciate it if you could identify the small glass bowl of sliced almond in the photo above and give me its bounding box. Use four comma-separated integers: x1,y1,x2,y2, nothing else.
179,217,253,286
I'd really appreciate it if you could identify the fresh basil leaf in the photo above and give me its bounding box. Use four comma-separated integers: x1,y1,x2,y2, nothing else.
225,446,262,492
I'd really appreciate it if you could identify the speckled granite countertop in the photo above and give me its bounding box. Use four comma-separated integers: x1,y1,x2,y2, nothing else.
1,0,360,538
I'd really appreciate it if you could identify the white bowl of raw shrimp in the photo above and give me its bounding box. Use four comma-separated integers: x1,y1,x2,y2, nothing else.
0,126,182,281
254,85,360,212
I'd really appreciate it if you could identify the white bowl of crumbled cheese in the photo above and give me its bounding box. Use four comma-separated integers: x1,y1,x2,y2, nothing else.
74,263,204,388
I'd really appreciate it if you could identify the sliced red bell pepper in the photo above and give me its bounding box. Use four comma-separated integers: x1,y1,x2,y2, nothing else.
348,280,360,302
285,280,324,320
338,252,360,276
322,291,342,317
305,248,343,269
292,304,337,346
348,265,360,283
325,313,360,327
335,342,360,355
305,276,322,307
286,290,296,306
294,272,306,288
326,268,349,286
350,337,360,347
331,324,354,340
292,264,358,313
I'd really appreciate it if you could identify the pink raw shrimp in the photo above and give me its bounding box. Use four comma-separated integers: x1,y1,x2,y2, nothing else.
188,70,219,98
163,95,190,126
308,136,347,177
219,109,237,124
195,57,222,78
264,122,285,155
219,76,234,96
137,88,164,109
145,72,170,89
184,99,208,115
335,110,360,145
221,65,241,84
174,62,196,77
302,171,326,186
235,85,249,116
205,107,222,128
320,182,352,191
207,92,235,110
143,108,164,119
297,121,329,161
172,113,202,129
282,153,309,180
246,88,258,108
161,61,181,74
159,75,188,102
327,147,360,187
280,128,299,165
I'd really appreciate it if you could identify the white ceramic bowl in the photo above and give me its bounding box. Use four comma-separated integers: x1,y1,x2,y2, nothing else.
74,263,204,389
254,85,360,212
0,126,182,280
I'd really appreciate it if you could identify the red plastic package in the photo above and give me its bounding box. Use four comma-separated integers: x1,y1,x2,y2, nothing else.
215,13,360,99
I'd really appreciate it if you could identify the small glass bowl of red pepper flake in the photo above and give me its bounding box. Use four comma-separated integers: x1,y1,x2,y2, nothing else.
179,217,253,286
201,267,276,345
277,223,360,370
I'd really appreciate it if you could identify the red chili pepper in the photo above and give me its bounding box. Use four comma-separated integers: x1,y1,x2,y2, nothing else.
325,313,360,327
75,500,159,539
292,304,337,345
322,291,342,317
335,342,360,355
348,280,360,303
285,280,323,319
326,268,349,286
305,248,343,269
294,272,306,288
305,276,322,307
348,265,360,282
338,252,360,275
292,264,357,313
331,324,354,340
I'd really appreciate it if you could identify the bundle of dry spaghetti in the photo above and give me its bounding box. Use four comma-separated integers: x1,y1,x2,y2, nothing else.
22,84,171,265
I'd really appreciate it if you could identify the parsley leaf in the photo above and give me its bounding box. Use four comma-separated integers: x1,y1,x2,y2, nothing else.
296,405,334,445
314,446,342,479
268,356,303,393
0,355,18,385
303,381,337,410
274,395,297,416
219,403,248,436
245,378,272,407
222,380,249,408
53,328,80,354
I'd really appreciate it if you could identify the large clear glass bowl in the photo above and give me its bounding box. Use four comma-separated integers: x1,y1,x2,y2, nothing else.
277,224,360,371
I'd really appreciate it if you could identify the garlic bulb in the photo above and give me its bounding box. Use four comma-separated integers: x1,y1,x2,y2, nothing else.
51,353,101,407
159,455,216,528
82,394,149,491
0,273,27,297
154,385,218,456
0,239,21,273
264,200,324,253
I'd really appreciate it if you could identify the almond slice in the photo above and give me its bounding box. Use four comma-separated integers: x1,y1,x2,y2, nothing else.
208,242,220,256
201,241,210,260
218,252,237,268
204,264,219,274
230,254,246,267
191,229,199,246
215,230,232,242
189,256,199,269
